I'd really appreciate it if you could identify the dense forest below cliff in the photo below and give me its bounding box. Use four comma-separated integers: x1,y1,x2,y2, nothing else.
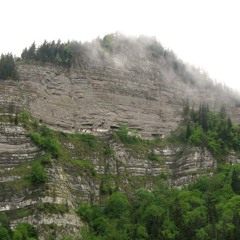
75,107,240,240
77,164,240,240
74,106,240,240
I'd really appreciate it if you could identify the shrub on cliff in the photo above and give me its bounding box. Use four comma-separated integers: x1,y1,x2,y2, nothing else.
29,130,61,159
13,223,37,240
28,161,47,185
0,227,10,240
114,125,140,145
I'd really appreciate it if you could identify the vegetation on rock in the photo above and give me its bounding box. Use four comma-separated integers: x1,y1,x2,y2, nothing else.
0,214,37,240
0,54,18,80
21,40,73,68
170,103,240,162
19,33,216,90
2,34,240,239
17,112,62,159
76,164,240,240
64,105,240,240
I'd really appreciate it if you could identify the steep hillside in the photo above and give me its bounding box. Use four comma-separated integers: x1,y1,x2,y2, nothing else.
1,34,240,239
0,110,240,239
0,112,224,239
2,34,240,138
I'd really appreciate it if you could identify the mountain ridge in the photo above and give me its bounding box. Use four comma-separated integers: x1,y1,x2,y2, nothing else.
1,34,240,239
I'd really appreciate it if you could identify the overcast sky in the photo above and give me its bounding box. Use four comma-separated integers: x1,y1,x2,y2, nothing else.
1,0,239,92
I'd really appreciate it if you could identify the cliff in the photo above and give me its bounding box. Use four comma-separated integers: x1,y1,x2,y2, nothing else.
2,35,240,138
0,114,222,239
1,35,240,238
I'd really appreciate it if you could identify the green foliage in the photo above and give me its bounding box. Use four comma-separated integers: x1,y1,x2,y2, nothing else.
189,125,204,145
71,159,92,169
21,40,73,67
99,176,116,195
13,223,37,240
75,164,240,240
61,237,79,240
0,53,18,80
147,151,159,162
147,40,165,59
0,227,10,240
71,159,96,176
42,136,62,159
103,145,113,157
101,34,115,51
178,103,240,161
0,215,37,240
38,153,52,166
114,125,141,145
0,212,10,230
231,169,240,194
18,111,30,127
104,192,131,219
37,203,69,215
27,161,47,185
71,134,97,149
16,111,61,159
29,131,61,159
15,209,32,219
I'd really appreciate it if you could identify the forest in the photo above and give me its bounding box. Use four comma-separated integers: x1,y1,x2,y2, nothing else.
1,35,240,239
74,106,240,240
0,220,37,240
77,163,240,240
0,54,18,80
1,105,240,240
21,40,73,68
174,102,240,161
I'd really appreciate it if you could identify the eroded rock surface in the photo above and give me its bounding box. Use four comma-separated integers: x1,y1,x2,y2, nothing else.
1,44,240,238
0,117,82,239
8,61,239,138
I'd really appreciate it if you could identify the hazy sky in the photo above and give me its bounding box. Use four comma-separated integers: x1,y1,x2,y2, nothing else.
1,0,239,92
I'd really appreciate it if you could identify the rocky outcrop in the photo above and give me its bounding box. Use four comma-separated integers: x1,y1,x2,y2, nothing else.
0,114,234,239
0,116,82,239
62,139,218,201
1,37,240,238
169,147,217,187
8,56,239,139
0,118,42,209
11,213,83,240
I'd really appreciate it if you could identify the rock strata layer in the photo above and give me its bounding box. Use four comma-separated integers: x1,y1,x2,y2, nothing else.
6,62,238,138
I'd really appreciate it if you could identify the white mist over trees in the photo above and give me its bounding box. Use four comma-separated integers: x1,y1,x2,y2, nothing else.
20,33,236,94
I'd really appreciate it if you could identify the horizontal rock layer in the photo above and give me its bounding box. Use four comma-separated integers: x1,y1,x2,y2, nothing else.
2,61,236,138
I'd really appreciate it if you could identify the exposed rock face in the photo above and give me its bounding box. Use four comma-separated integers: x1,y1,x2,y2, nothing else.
61,140,218,202
0,117,82,239
11,58,240,139
0,120,41,210
11,213,83,240
1,37,240,238
1,37,240,138
169,147,217,187
0,114,232,239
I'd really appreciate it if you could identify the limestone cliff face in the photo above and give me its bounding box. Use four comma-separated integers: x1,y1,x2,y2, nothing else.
0,117,83,239
0,114,238,239
1,37,240,238
13,57,240,139
1,37,240,138
0,120,41,211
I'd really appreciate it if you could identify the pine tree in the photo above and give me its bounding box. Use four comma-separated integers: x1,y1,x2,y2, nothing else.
231,170,240,194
